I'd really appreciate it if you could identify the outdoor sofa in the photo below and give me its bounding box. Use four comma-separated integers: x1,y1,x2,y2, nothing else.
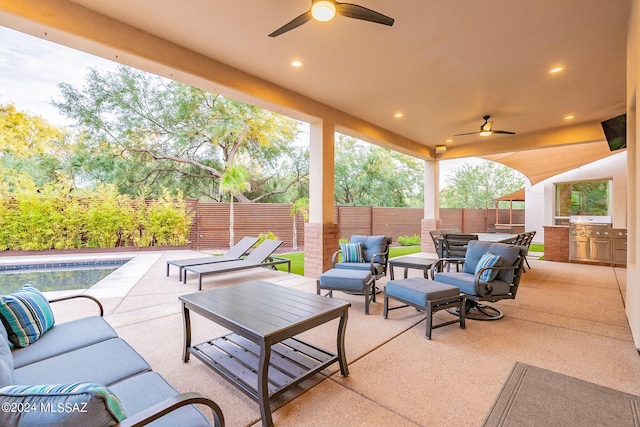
0,287,224,427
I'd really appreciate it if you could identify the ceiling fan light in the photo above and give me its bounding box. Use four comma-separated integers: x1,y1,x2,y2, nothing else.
312,1,336,21
480,131,493,137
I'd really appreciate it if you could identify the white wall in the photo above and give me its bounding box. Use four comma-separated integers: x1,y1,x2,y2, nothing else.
525,151,628,242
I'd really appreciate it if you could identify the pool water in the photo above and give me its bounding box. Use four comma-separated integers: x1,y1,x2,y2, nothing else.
0,260,129,294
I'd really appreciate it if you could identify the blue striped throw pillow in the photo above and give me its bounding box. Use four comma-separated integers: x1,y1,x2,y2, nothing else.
340,242,364,263
0,285,55,347
0,382,127,425
475,252,502,281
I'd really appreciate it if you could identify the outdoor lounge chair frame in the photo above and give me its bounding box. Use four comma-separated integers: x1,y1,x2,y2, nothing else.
166,236,259,281
182,239,290,290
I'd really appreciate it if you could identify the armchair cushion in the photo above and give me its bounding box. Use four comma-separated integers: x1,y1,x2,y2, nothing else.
462,241,521,284
340,242,364,263
351,235,386,263
434,272,511,297
335,261,385,276
0,285,55,348
475,252,502,281
0,382,127,427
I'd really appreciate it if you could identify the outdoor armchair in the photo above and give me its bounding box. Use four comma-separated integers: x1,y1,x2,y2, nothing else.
332,235,392,282
431,240,526,320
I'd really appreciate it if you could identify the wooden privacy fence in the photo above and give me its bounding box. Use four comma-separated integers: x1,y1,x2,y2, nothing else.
187,201,524,250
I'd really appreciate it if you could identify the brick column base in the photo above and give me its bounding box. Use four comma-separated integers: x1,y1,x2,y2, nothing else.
304,222,340,278
421,218,443,253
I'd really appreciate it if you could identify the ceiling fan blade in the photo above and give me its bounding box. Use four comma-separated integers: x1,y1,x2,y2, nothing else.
336,3,394,26
453,131,480,136
492,130,516,135
268,10,313,37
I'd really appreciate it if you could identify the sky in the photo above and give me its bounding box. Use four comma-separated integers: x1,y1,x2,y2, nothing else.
0,25,480,185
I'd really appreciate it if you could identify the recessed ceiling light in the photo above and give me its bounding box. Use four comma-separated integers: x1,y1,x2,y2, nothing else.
564,115,575,120
291,60,302,67
446,139,453,143
394,113,403,118
550,66,564,74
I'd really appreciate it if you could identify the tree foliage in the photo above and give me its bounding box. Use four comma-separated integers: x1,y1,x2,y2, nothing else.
334,135,424,207
0,103,72,189
0,103,63,156
439,160,525,208
53,66,306,201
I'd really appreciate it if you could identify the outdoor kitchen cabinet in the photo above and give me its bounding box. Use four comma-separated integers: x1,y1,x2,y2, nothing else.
614,230,628,265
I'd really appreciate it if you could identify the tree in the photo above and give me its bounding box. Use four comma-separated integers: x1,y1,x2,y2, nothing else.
439,160,525,208
0,103,72,190
0,103,62,156
289,197,308,251
220,163,250,247
53,66,306,200
334,135,424,207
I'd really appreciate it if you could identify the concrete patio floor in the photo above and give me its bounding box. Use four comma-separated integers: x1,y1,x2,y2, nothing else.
9,249,638,426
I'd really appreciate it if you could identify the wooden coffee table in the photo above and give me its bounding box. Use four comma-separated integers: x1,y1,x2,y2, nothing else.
179,280,350,427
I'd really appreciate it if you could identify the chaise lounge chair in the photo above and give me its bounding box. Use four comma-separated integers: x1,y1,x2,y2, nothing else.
182,239,290,290
166,236,260,281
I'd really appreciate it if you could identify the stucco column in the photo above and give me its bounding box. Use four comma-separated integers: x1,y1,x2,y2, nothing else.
421,159,442,253
304,119,339,277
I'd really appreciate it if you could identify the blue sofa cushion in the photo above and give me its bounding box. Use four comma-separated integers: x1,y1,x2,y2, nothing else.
351,235,386,263
340,242,364,263
462,241,521,283
475,252,502,281
0,337,13,388
386,278,459,307
0,285,55,347
110,372,211,427
13,338,151,387
435,272,511,297
0,382,126,427
11,316,118,369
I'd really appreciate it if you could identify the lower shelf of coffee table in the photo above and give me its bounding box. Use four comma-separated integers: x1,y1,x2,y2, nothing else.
190,333,338,400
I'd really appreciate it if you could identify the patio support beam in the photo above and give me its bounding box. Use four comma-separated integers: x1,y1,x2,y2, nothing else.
421,159,441,253
305,119,338,277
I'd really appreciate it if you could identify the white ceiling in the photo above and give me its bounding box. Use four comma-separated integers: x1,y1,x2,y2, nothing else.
1,0,631,170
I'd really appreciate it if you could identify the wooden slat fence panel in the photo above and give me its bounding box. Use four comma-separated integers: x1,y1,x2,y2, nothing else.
372,207,423,244
335,206,373,238
187,201,525,250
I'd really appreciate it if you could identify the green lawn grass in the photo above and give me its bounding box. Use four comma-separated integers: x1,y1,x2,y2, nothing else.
275,245,423,276
529,243,544,252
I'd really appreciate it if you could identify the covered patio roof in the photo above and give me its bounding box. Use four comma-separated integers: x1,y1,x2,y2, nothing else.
0,0,629,171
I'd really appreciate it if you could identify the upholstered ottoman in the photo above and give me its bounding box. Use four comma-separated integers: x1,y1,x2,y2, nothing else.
317,269,375,314
383,278,465,339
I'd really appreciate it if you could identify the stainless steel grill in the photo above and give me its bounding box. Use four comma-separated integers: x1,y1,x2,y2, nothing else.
569,215,613,263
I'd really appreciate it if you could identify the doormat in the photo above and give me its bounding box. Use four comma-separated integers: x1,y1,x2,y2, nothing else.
483,362,640,427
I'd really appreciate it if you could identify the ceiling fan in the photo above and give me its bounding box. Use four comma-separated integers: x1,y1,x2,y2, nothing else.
454,115,516,137
268,0,394,38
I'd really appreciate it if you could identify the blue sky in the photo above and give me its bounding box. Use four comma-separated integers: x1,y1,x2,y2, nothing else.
0,25,478,185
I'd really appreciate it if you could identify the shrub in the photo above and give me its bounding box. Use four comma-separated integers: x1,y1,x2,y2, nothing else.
397,234,421,246
0,176,192,250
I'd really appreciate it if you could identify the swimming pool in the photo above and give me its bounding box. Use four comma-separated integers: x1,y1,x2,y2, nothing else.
0,259,130,294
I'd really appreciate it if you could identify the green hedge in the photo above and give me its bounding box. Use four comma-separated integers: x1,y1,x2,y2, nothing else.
0,184,192,251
